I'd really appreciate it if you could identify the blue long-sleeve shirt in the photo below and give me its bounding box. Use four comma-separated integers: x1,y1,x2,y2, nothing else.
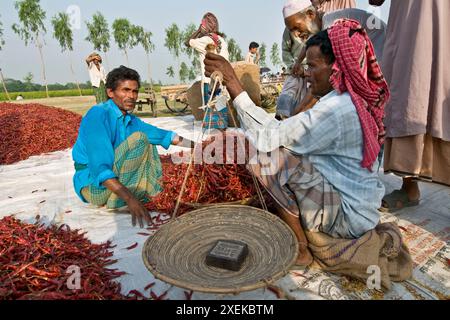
72,99,176,202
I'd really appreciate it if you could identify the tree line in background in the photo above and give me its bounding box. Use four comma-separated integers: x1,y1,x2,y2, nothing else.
0,0,283,100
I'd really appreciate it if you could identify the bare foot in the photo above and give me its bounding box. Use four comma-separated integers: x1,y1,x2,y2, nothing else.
295,245,314,266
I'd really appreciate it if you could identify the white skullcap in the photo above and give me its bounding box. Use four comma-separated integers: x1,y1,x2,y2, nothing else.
283,0,312,19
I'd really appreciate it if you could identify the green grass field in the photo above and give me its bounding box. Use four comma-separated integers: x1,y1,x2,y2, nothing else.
0,89,95,101
0,86,162,101
4,93,191,118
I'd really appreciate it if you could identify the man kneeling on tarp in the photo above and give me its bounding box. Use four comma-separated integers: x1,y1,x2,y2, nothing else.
72,66,198,228
204,19,412,289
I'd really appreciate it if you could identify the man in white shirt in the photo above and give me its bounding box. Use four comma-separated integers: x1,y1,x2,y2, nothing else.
203,20,390,266
245,42,260,65
86,53,107,104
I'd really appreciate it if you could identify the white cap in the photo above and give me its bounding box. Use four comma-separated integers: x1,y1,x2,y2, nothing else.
283,0,312,19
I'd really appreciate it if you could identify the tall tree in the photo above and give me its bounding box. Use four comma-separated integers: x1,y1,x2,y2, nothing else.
182,23,200,81
0,15,5,51
270,43,282,70
182,23,197,59
12,0,49,98
0,15,11,101
164,23,182,59
259,43,267,67
51,12,82,96
23,72,33,91
179,62,189,83
85,12,111,71
227,38,243,62
135,26,155,90
112,18,139,66
166,66,175,79
164,23,182,82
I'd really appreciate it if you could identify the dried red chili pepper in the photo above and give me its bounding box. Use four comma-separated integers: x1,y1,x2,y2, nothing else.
125,242,138,250
0,216,144,300
184,290,194,300
0,103,81,165
144,138,274,216
144,282,155,291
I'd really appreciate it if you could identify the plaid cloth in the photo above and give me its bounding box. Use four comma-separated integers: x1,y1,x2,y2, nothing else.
200,12,222,53
94,81,108,104
249,148,351,239
202,83,228,130
203,108,228,130
328,19,390,170
81,132,162,209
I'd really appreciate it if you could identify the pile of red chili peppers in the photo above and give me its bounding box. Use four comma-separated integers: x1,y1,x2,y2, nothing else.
144,130,276,216
0,103,81,165
0,216,130,300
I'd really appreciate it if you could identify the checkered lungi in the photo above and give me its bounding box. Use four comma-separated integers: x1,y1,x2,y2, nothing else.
94,81,108,104
81,132,162,209
248,147,348,238
202,83,228,130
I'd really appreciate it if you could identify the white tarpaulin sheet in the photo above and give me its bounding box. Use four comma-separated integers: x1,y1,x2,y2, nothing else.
1,116,449,300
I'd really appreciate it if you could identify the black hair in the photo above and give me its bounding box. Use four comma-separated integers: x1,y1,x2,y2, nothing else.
305,30,336,64
106,65,141,91
249,42,259,50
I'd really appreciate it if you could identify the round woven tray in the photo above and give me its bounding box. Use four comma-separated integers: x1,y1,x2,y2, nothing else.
142,205,298,294
181,197,255,209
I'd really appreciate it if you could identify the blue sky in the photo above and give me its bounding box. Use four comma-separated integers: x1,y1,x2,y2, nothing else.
0,0,391,85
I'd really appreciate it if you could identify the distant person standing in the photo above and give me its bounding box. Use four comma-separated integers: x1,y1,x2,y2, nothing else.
245,42,260,65
186,12,230,130
277,0,357,120
86,53,107,104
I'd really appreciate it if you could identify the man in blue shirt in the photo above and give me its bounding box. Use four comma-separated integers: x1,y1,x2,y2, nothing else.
73,66,197,228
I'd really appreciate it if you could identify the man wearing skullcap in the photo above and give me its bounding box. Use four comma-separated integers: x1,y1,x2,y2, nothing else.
277,0,356,120
279,0,387,118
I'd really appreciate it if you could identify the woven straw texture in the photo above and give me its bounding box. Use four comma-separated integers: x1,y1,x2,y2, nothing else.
142,205,298,294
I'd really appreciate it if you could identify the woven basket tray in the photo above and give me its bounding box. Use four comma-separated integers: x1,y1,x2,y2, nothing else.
181,197,255,209
142,205,298,294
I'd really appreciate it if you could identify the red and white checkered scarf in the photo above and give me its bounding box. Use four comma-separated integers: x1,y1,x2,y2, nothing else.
328,19,390,170
201,12,222,53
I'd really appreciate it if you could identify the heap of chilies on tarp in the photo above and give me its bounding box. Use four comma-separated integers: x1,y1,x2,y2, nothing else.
144,136,274,216
0,216,157,300
0,103,81,165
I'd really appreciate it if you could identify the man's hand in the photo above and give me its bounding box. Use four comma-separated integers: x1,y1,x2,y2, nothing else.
127,196,153,228
102,178,153,228
204,53,244,100
291,61,305,77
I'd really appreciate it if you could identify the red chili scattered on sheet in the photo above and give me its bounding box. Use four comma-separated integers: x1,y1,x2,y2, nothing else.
0,216,142,300
0,103,81,165
144,282,155,291
184,290,194,300
150,289,169,300
267,286,284,299
137,232,151,236
125,242,138,250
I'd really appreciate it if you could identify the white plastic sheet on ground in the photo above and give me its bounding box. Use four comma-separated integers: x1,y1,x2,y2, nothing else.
1,116,449,300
